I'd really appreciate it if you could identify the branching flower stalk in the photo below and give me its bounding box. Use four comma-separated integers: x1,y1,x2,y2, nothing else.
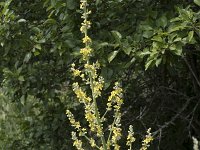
66,0,153,150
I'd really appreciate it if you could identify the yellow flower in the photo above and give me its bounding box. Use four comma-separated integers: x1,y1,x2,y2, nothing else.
84,63,98,79
72,82,91,104
73,69,81,77
140,128,153,150
71,131,84,150
71,64,81,77
79,128,87,136
71,63,75,67
96,125,103,137
107,82,123,111
80,47,92,60
82,36,92,44
89,138,96,147
85,112,95,122
80,26,86,33
82,20,91,28
80,74,85,80
114,144,120,150
93,77,104,98
126,125,136,146
66,110,81,130
112,127,122,143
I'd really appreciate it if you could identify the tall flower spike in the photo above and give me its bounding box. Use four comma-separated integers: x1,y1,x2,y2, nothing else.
71,131,84,150
140,128,153,150
66,0,153,149
126,125,136,150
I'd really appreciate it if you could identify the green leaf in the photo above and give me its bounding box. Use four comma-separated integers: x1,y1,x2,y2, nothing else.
108,51,119,63
34,51,40,56
152,35,163,42
157,15,168,28
31,27,41,34
168,25,185,33
173,37,182,42
2,0,12,15
187,31,194,42
194,0,200,6
123,47,132,55
96,42,109,50
170,43,183,56
18,19,26,23
34,44,41,50
24,53,32,63
140,24,153,31
44,19,57,25
37,39,46,44
67,0,76,10
169,44,176,51
64,40,75,48
101,68,113,80
101,68,113,89
145,59,154,70
156,58,162,67
124,57,136,68
139,48,151,57
61,25,70,32
96,0,102,5
175,48,182,56
99,42,109,47
111,31,122,42
51,0,56,7
18,76,25,82
143,31,154,38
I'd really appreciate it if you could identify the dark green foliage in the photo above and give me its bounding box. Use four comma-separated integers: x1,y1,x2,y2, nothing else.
0,0,200,149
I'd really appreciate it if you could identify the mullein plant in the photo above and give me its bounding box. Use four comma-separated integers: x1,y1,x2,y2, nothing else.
66,0,153,150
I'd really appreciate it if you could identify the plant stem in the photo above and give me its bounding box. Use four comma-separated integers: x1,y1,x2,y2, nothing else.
82,0,107,149
107,115,117,144
89,74,107,150
83,135,100,149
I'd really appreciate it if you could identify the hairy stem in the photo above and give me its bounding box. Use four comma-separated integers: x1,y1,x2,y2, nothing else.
89,74,107,150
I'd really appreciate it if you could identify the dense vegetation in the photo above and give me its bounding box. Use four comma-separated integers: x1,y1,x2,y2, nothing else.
0,0,200,149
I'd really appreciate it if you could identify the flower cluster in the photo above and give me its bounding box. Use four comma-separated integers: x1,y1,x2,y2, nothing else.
84,62,99,79
71,132,84,150
79,0,92,61
66,0,153,150
107,82,123,111
140,128,153,150
67,1,106,148
72,82,91,104
66,110,81,130
71,63,81,77
192,136,199,150
93,76,104,98
126,125,136,150
80,47,92,60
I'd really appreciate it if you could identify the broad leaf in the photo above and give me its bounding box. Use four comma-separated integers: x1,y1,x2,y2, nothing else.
194,0,200,6
108,51,119,63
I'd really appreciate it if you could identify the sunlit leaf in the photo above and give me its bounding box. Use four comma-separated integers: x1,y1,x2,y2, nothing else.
108,51,119,63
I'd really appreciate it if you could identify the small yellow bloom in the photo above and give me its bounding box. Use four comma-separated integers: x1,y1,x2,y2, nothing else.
126,125,136,146
80,26,86,33
73,69,81,77
140,128,153,150
112,127,122,143
82,36,92,44
80,47,92,60
71,132,84,150
71,63,75,67
89,138,96,147
114,144,120,150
